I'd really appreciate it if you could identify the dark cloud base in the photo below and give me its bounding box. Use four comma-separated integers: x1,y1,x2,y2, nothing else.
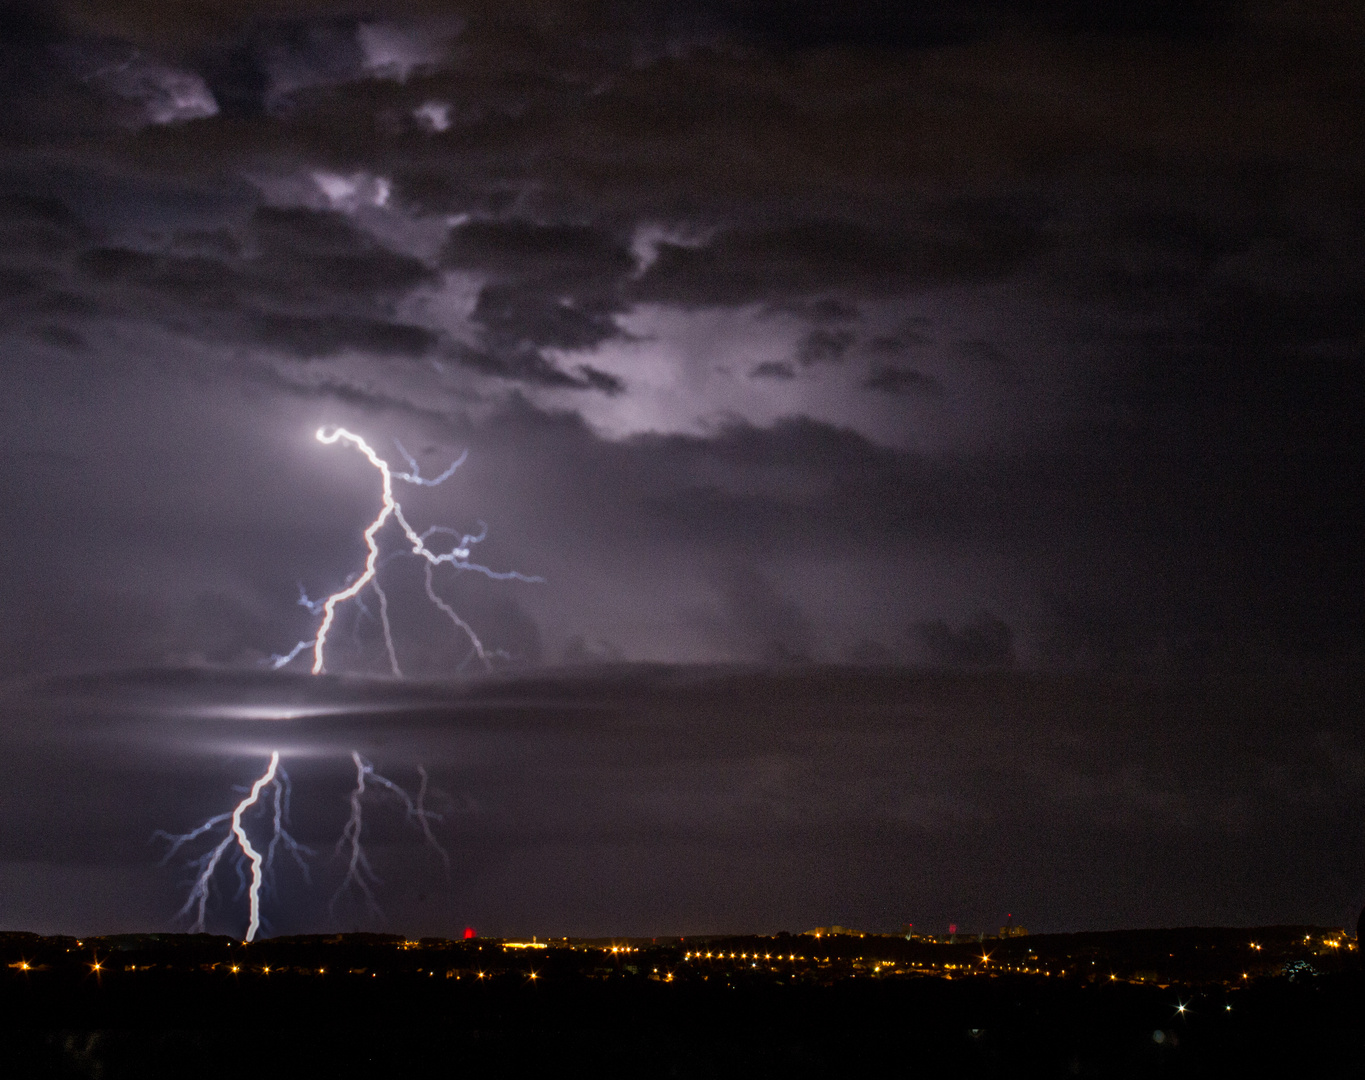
1,663,1361,938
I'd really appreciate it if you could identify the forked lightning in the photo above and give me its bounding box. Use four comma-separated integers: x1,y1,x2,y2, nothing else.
160,428,539,940
272,426,541,677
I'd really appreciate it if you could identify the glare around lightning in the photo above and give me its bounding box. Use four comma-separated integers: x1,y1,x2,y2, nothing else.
271,427,541,676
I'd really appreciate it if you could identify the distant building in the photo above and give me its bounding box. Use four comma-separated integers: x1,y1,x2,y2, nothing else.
1000,914,1029,938
805,925,862,938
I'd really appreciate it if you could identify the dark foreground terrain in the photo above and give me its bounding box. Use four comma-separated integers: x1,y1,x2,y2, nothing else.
3,927,1361,1078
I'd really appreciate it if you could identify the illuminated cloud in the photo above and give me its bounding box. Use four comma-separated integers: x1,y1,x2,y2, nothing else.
413,100,452,132
49,39,218,126
99,59,219,125
357,21,458,82
312,171,392,212
628,223,711,277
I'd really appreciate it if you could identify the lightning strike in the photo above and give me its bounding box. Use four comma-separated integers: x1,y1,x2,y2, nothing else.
374,579,402,678
332,752,449,918
169,427,530,936
424,560,494,670
232,752,279,943
271,427,541,677
156,753,310,942
265,764,312,887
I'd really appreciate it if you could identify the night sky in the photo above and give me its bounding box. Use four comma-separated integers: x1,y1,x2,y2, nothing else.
0,1,1360,940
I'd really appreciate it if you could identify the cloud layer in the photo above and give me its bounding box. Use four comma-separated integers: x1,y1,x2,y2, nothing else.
3,665,1361,936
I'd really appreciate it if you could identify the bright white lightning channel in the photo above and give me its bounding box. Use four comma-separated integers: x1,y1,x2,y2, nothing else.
163,428,533,939
232,752,279,943
271,427,541,677
156,751,310,943
158,750,448,939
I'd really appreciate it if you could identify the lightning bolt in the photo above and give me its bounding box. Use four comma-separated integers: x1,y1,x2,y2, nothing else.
156,752,311,942
271,427,541,677
166,427,528,938
332,751,449,919
265,763,312,887
232,752,279,943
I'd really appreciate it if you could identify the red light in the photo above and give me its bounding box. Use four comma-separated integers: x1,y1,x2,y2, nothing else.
463,927,476,940
948,924,957,935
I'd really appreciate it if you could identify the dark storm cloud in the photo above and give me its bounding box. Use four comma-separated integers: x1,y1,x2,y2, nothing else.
795,328,853,366
770,297,860,324
548,396,1357,667
950,338,1018,384
722,0,991,50
73,208,436,360
673,0,1239,56
440,219,635,387
753,0,1241,45
630,208,1045,307
0,3,91,138
4,0,1352,397
863,367,945,397
495,391,1328,619
690,565,814,663
613,415,984,552
0,2,227,137
199,18,367,117
1,665,1361,935
747,360,794,380
0,181,632,386
0,195,82,307
917,611,1016,668
12,202,441,358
